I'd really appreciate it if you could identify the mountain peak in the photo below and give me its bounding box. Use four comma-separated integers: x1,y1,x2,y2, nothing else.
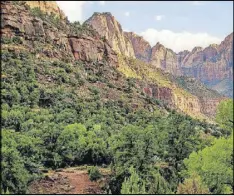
154,42,166,50
85,12,135,58
25,1,65,19
191,46,203,53
209,43,218,48
92,12,113,17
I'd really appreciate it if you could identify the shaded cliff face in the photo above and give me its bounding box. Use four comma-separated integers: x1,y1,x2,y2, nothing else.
84,12,135,58
151,42,182,75
1,1,225,119
124,32,151,62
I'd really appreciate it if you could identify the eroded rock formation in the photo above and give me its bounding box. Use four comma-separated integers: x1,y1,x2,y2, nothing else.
85,12,135,58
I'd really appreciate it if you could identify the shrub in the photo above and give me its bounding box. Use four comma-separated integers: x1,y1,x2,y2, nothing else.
88,86,100,95
107,82,115,88
12,36,23,44
88,166,102,181
1,36,12,44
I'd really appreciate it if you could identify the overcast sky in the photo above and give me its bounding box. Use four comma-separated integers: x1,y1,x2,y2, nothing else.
57,1,233,52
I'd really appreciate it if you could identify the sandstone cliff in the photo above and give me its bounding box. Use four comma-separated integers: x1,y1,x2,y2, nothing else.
118,56,224,119
25,1,66,19
1,1,118,66
124,32,151,62
128,32,233,97
84,12,135,58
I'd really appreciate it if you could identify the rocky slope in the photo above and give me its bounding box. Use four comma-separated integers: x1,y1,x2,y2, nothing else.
117,55,224,118
1,1,226,119
85,12,233,97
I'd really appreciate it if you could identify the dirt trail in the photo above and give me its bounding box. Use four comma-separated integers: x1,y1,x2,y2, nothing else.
28,167,108,194
58,170,102,194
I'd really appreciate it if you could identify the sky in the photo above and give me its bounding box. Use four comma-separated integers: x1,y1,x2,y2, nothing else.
56,1,233,53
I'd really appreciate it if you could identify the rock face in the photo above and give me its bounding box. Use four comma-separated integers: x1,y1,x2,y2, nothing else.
1,1,118,66
180,36,233,82
25,1,66,19
124,32,151,62
84,12,135,58
1,1,73,60
142,83,223,117
69,35,118,65
129,34,233,97
150,42,182,75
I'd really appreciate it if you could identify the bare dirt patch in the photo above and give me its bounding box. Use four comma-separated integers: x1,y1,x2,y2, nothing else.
28,167,110,194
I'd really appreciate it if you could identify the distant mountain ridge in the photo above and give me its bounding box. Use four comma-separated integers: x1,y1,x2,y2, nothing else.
85,13,233,98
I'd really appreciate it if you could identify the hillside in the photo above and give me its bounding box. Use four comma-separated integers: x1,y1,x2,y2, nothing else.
1,1,233,195
1,1,226,119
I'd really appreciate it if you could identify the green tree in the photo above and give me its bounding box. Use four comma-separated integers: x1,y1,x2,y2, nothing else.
1,130,30,194
109,124,170,194
161,113,202,191
216,99,233,133
177,173,210,194
57,123,108,166
183,136,233,194
56,123,87,166
146,169,171,194
88,166,102,181
121,166,146,194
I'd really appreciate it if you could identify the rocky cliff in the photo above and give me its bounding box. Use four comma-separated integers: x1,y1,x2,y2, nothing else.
150,42,182,75
1,1,226,119
25,1,66,19
84,12,135,58
129,33,233,98
117,56,224,119
124,32,151,62
1,1,118,66
180,34,233,94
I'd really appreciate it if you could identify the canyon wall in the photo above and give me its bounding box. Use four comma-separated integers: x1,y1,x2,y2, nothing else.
85,12,233,97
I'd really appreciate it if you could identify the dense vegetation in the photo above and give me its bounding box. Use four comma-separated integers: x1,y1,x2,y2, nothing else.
1,44,233,194
1,3,233,194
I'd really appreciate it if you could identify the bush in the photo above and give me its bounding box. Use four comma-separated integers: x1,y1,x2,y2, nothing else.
88,166,102,181
88,86,100,95
1,36,12,44
12,36,23,44
107,82,115,88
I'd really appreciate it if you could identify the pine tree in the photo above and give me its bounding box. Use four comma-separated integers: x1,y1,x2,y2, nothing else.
121,166,146,194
